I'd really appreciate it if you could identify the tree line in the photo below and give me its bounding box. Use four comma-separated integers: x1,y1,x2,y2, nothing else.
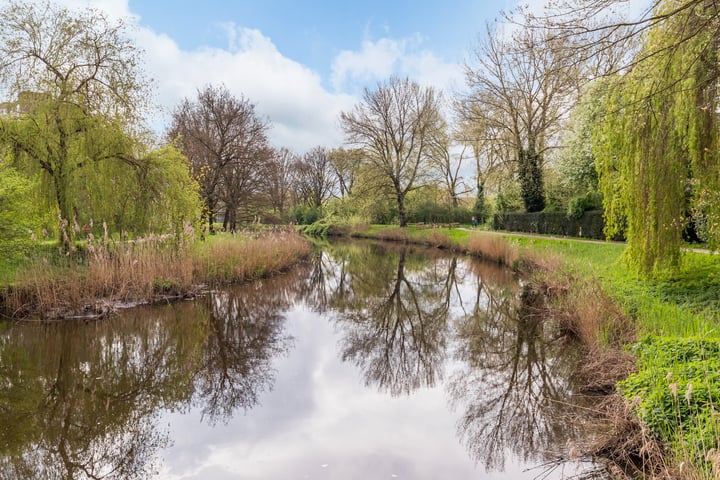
1,0,717,275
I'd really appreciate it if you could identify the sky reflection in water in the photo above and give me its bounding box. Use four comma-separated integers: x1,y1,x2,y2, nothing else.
0,240,605,480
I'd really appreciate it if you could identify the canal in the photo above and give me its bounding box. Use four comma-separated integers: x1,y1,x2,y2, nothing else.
0,240,607,479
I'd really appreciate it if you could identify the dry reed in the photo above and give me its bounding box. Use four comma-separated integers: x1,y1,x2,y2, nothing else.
370,227,409,243
465,234,521,267
195,230,311,284
2,228,310,320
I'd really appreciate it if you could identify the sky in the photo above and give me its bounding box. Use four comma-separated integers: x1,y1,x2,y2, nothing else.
6,0,521,153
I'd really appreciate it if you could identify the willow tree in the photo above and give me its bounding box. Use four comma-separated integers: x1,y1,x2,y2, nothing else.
340,76,444,227
594,0,719,273
0,1,149,249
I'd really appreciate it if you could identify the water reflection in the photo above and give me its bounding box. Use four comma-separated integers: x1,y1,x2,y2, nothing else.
320,241,594,474
450,279,587,471
0,240,604,479
0,268,303,480
327,243,450,395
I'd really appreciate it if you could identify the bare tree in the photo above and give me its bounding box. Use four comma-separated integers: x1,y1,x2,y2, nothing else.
462,24,580,212
427,128,473,208
293,146,337,208
518,0,718,86
168,84,269,232
264,147,298,218
340,76,445,226
328,147,363,197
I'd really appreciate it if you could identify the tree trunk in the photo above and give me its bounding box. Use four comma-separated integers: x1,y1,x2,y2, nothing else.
397,192,407,227
53,168,74,252
206,200,217,233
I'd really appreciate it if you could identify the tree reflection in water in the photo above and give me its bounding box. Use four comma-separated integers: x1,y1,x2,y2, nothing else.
319,241,594,474
327,242,452,396
449,268,588,471
0,240,601,479
0,265,305,480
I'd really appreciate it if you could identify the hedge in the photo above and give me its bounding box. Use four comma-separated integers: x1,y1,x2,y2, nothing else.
492,210,622,240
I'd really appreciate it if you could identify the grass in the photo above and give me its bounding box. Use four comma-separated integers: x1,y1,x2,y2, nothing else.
1,227,311,320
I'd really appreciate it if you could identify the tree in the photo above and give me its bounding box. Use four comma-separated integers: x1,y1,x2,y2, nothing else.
264,147,298,218
293,146,337,208
462,23,580,212
593,0,720,273
340,76,445,227
0,1,150,249
328,147,363,198
168,85,270,232
455,98,515,220
427,127,473,208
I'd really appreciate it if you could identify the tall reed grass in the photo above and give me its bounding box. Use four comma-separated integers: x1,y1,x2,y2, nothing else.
2,227,310,320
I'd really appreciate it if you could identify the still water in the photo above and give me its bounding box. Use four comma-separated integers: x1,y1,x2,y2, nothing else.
0,240,608,479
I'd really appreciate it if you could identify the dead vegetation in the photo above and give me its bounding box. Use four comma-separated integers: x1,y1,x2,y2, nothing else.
2,228,311,320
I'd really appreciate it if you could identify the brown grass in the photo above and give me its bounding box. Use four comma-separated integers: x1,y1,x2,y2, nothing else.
2,229,311,320
465,234,521,267
372,227,409,243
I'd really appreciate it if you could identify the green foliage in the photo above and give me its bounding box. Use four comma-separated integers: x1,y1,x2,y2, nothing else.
619,337,720,468
405,201,472,224
0,160,44,264
473,182,488,222
494,184,524,213
291,205,322,225
558,82,603,196
567,192,603,220
593,1,720,274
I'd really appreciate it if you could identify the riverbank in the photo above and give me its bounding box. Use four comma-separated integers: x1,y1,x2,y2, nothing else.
309,223,720,479
0,227,311,321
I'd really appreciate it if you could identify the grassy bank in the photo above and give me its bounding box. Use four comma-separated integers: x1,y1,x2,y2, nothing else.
315,223,720,478
0,227,311,320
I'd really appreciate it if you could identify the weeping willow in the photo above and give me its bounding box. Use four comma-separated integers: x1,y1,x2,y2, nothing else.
594,0,719,274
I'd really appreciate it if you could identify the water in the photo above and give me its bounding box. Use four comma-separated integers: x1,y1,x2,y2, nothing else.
0,240,608,479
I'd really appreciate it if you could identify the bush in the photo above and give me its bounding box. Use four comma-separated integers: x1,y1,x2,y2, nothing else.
567,192,603,220
291,205,322,225
406,202,472,224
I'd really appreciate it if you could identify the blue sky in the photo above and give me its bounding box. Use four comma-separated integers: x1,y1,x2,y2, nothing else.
10,0,519,151
128,0,508,89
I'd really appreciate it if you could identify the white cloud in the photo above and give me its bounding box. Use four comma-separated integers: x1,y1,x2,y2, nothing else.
136,23,356,153
331,37,409,90
4,0,465,153
331,35,463,95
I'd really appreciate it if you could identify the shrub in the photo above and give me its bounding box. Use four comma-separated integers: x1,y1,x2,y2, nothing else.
291,205,322,225
567,192,603,220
